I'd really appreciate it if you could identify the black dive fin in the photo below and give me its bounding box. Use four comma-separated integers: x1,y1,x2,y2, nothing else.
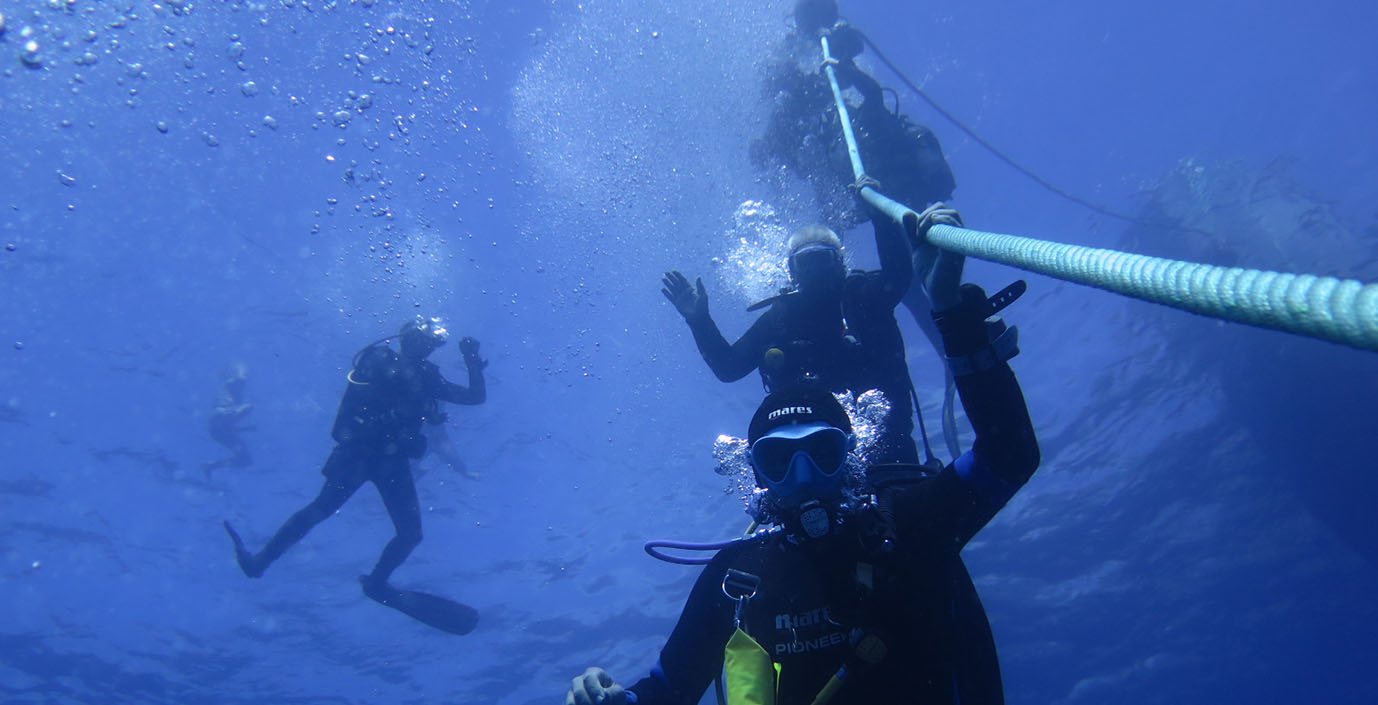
361,577,478,635
222,520,263,578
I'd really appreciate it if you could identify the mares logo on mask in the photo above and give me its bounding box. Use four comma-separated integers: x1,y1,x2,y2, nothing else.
767,406,812,421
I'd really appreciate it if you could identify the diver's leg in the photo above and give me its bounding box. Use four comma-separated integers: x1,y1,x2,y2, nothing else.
227,448,364,578
362,459,422,590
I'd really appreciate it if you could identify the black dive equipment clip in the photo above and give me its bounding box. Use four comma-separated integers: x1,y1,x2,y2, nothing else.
722,569,761,629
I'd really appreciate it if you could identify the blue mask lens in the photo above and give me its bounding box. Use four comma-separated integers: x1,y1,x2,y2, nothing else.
751,425,849,486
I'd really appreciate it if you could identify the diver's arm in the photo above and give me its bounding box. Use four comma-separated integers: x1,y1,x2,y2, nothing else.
871,213,915,307
940,284,1039,506
663,270,761,382
626,561,736,705
567,668,630,705
896,284,1039,546
437,358,485,405
686,313,766,383
437,337,486,405
836,59,884,108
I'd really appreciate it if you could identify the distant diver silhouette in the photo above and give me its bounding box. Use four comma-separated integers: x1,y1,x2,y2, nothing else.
223,316,487,634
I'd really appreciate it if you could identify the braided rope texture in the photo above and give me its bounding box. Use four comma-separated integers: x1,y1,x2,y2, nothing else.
927,224,1378,352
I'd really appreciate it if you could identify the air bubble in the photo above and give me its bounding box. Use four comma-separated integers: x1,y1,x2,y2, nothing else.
240,80,259,96
20,38,43,69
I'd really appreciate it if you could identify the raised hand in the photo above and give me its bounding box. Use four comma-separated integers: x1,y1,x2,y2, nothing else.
458,336,487,370
915,203,966,312
660,270,709,322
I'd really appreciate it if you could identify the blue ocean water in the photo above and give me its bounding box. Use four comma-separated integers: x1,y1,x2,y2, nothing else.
2,1,1375,704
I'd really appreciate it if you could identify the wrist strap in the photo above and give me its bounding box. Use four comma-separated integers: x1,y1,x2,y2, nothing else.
947,325,1020,376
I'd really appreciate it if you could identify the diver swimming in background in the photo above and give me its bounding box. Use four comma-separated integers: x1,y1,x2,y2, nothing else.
201,362,254,479
222,316,487,635
662,202,961,465
568,235,1040,703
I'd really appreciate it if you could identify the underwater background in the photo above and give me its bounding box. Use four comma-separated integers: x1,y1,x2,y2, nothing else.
2,1,1376,703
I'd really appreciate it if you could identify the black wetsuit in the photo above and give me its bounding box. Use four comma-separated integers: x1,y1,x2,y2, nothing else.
629,354,1038,705
248,343,485,582
753,23,956,231
684,218,918,464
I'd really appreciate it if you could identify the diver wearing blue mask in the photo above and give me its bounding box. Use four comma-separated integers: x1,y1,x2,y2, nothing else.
749,405,855,541
568,319,1041,705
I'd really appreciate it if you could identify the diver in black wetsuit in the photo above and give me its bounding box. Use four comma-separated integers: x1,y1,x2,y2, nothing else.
758,0,978,450
661,204,960,465
222,316,486,632
753,0,956,234
568,262,1039,704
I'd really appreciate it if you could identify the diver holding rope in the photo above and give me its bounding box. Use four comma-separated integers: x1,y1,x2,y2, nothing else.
569,231,1040,703
752,0,956,236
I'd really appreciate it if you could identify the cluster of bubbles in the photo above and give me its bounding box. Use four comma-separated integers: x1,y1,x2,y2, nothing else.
846,389,894,459
11,20,47,70
712,199,794,306
508,0,782,268
713,389,894,516
3,0,141,73
3,0,493,343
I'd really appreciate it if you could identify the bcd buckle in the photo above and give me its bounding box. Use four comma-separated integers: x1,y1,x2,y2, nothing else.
723,569,761,629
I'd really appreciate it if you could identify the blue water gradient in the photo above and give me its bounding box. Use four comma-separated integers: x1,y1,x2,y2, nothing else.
2,1,1375,704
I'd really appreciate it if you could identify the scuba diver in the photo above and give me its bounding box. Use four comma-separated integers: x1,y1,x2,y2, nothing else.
574,212,1037,705
661,203,961,465
758,0,980,458
202,362,254,478
752,0,956,235
222,316,486,635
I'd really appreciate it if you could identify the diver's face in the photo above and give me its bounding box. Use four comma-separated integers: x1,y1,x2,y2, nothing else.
400,335,439,360
751,423,849,501
790,244,845,294
752,422,851,539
